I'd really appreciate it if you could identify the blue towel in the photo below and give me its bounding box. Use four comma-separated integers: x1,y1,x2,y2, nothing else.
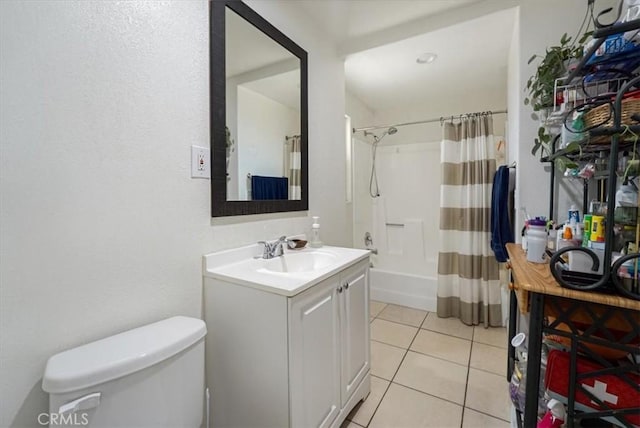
251,175,288,200
490,166,514,262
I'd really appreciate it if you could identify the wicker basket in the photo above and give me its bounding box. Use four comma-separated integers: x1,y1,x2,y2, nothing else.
584,98,640,129
583,98,640,144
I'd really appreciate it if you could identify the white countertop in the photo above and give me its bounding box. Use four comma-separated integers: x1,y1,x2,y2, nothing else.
203,244,370,297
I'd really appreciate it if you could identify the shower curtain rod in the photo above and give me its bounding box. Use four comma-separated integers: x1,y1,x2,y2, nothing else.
352,109,508,133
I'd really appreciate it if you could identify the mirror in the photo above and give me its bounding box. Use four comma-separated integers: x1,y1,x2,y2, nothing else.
210,0,308,217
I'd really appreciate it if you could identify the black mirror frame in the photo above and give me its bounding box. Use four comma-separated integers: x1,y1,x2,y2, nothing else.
210,0,308,217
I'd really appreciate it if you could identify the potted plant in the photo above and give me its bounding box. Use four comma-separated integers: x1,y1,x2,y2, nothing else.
525,32,591,167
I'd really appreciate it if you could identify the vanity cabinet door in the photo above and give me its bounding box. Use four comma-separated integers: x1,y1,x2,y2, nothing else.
289,277,341,428
339,262,370,407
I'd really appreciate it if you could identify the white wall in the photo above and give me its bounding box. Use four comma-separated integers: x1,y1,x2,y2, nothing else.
513,0,618,235
0,1,348,426
346,91,376,248
372,143,441,273
507,7,522,240
236,86,298,200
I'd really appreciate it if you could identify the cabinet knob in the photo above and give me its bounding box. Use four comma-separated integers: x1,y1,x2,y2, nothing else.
337,286,343,293
344,282,349,289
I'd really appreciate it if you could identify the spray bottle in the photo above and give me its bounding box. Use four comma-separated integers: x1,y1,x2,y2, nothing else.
537,399,565,428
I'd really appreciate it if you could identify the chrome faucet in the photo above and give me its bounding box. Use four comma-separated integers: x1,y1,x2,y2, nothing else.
258,236,293,259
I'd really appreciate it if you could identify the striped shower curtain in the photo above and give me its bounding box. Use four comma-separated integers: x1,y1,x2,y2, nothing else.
437,114,502,327
285,135,302,200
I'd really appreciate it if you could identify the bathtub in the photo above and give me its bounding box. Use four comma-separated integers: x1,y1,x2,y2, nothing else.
368,257,510,325
369,259,437,312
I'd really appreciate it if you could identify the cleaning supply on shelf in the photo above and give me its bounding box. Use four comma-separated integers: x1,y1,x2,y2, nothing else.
547,228,557,251
582,214,592,246
526,218,548,263
560,111,585,149
557,223,580,254
615,182,638,208
537,399,565,428
568,204,580,224
590,215,606,242
310,216,323,248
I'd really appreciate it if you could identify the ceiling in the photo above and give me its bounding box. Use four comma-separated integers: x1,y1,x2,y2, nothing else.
226,7,301,111
295,0,484,44
295,0,518,114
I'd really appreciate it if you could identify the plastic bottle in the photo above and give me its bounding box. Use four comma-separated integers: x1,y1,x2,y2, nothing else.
568,204,580,224
310,216,323,248
526,218,548,263
537,398,566,428
615,183,638,208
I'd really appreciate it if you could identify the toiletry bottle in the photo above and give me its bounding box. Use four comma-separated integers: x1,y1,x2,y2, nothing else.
310,216,323,248
537,398,565,428
568,204,580,225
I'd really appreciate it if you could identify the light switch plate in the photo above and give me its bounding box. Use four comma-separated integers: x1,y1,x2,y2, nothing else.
191,145,210,179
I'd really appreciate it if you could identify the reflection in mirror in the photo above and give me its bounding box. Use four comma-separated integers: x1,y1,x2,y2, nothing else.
225,7,301,201
210,0,307,217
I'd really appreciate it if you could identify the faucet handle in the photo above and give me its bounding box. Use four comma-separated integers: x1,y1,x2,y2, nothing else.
257,240,272,258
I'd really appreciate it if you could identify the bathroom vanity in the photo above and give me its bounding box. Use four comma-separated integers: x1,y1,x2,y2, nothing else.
203,245,370,428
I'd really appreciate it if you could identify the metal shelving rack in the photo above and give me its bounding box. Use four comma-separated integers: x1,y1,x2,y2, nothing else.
542,17,640,300
508,14,640,428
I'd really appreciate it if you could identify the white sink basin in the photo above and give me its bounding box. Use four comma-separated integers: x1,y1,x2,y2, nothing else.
203,244,370,296
262,251,338,273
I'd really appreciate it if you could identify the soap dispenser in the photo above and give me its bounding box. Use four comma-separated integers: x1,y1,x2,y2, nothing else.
310,216,323,248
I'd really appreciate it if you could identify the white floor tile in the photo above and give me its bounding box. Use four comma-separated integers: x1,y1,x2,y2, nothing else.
370,300,387,318
368,383,462,428
347,376,390,427
410,329,471,366
371,319,418,349
470,342,508,376
422,312,474,340
394,351,468,405
340,420,364,428
473,326,508,349
462,407,510,427
465,368,511,421
377,304,428,327
370,340,405,381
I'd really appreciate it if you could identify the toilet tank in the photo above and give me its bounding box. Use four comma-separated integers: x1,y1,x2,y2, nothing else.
42,316,206,428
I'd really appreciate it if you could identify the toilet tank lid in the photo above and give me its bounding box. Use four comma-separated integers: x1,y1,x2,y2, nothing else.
42,316,206,394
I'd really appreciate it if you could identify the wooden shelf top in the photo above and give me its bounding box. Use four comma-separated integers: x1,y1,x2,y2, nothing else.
506,243,640,311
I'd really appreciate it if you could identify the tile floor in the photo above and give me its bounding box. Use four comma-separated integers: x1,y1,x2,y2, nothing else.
343,301,511,428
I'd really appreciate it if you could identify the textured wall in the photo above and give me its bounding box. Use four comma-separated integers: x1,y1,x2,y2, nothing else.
0,1,346,426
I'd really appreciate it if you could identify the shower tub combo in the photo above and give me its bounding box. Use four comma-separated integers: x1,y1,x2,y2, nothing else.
368,254,438,312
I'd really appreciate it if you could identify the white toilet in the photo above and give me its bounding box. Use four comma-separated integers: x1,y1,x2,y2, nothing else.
42,316,206,427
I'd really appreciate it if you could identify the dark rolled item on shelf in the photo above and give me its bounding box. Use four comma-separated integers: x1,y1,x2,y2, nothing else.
611,253,640,300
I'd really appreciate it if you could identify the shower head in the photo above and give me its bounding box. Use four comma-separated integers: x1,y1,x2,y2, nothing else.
367,126,399,144
377,126,398,141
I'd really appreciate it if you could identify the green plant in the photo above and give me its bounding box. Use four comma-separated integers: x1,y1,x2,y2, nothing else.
525,32,591,167
525,33,589,111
